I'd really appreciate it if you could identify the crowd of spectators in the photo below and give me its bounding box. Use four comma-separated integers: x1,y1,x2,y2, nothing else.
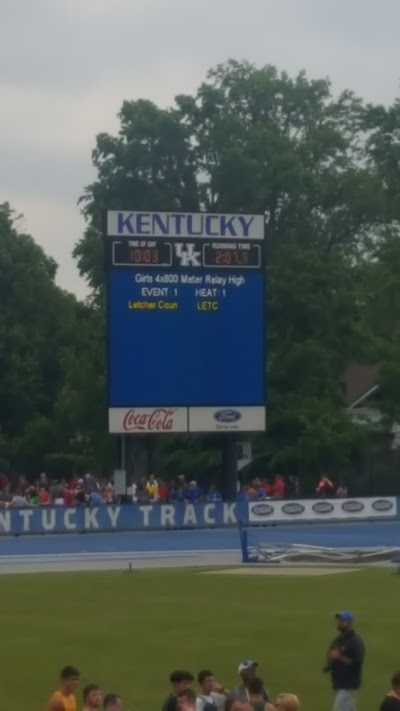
0,472,116,508
0,471,349,507
161,664,300,711
50,661,301,711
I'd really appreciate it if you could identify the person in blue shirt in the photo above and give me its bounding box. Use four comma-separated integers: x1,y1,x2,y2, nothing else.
237,486,250,502
170,485,185,503
207,485,222,503
184,481,203,503
89,488,103,506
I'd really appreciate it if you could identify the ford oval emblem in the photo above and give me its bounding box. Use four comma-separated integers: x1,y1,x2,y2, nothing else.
341,500,364,513
214,409,242,423
252,503,274,517
281,502,305,515
372,499,393,512
312,501,335,514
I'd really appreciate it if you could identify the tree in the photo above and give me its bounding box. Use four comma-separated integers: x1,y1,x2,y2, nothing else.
74,99,199,296
0,204,111,475
74,61,400,483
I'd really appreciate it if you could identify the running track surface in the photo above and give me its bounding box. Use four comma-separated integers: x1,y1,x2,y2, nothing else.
0,521,399,574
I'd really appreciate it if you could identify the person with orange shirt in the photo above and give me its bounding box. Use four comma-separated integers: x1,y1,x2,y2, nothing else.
47,665,80,711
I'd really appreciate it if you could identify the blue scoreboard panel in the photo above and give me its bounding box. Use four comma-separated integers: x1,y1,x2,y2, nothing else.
105,211,266,434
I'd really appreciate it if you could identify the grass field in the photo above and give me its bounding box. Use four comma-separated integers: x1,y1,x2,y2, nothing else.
0,566,398,711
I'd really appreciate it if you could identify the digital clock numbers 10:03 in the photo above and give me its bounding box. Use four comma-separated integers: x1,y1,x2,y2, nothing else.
113,242,172,267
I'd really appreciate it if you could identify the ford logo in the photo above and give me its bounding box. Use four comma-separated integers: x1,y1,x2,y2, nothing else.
312,501,335,514
281,503,305,515
214,409,242,423
252,503,274,517
342,500,364,513
372,499,393,512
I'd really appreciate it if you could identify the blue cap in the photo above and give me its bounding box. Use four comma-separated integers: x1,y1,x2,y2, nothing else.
336,611,353,622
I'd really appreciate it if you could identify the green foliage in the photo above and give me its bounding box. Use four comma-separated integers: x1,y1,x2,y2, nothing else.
0,204,111,476
3,60,400,483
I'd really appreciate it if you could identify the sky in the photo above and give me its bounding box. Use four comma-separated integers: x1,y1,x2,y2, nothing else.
1,0,399,299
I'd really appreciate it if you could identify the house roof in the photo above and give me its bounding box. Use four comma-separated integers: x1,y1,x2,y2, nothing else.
342,364,379,408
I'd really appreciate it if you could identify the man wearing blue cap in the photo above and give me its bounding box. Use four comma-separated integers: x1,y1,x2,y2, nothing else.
323,611,365,711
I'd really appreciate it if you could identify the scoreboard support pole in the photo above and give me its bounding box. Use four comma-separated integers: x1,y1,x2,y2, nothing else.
120,434,127,470
221,435,238,501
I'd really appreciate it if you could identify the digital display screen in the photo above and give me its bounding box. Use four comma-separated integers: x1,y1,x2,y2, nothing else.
203,244,260,268
105,211,266,433
112,240,172,267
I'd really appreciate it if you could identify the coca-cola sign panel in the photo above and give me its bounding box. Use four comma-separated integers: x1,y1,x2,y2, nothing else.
108,407,188,433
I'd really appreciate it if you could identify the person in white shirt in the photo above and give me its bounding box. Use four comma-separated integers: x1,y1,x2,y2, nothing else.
196,670,228,711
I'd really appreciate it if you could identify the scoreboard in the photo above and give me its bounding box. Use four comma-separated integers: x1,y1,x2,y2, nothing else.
105,211,266,434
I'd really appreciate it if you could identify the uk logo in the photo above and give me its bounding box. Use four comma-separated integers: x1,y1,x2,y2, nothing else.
174,243,201,267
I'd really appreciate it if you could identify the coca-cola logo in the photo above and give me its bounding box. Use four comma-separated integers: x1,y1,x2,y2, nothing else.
341,500,364,513
372,499,393,512
123,408,176,432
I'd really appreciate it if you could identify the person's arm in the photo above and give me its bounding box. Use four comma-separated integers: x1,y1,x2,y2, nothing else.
333,637,365,666
324,637,338,670
211,691,228,708
263,687,271,702
343,637,365,665
47,696,63,711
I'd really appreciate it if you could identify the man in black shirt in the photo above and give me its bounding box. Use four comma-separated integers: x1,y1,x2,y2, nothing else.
323,610,365,711
162,671,194,711
380,672,400,711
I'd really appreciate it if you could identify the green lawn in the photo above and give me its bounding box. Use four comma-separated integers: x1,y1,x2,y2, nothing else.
0,567,397,711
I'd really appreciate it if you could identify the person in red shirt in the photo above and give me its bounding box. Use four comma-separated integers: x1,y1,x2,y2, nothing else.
261,479,273,497
70,475,79,490
38,486,50,505
158,480,170,502
63,486,75,507
272,475,285,499
316,475,334,497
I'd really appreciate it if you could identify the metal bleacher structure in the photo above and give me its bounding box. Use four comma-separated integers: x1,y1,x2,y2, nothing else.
238,524,400,566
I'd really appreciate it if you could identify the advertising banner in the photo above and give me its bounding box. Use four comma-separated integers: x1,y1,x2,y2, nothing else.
188,406,265,432
108,407,188,433
248,497,396,523
0,502,244,536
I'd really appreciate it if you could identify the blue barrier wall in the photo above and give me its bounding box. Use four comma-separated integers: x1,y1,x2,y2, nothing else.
0,502,244,536
0,497,398,536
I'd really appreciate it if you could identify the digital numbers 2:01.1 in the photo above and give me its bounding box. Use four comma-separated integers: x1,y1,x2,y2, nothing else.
204,246,260,268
